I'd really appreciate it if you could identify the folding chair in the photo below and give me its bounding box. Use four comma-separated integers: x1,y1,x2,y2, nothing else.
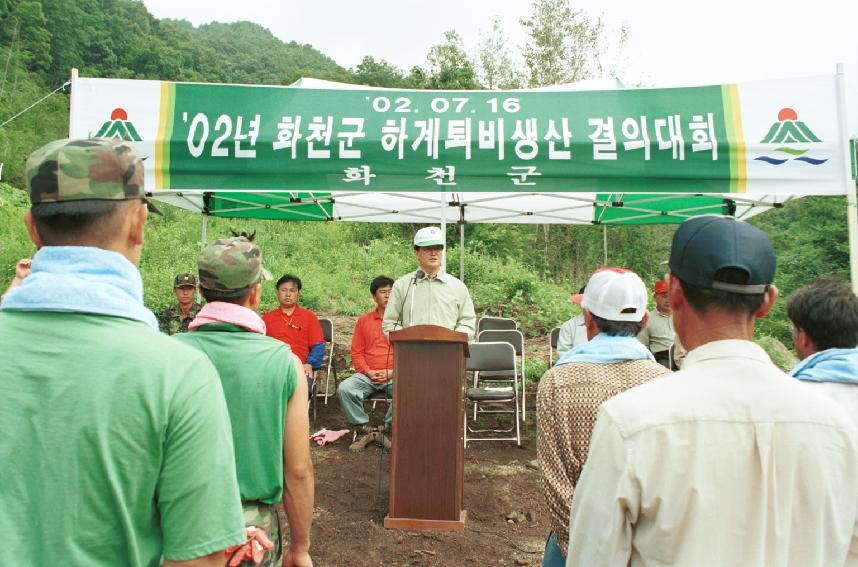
549,326,561,367
477,316,517,334
318,317,339,404
464,342,521,447
477,329,527,420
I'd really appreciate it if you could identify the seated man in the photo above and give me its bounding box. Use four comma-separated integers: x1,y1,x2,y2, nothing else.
176,237,314,566
263,274,325,388
158,272,202,335
556,285,588,358
337,276,395,451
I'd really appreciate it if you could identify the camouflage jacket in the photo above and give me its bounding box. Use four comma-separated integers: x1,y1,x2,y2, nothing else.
158,302,202,335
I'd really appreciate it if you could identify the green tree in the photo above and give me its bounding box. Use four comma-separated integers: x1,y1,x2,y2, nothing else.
476,17,522,90
520,0,604,87
403,65,428,89
351,56,407,88
3,1,51,72
426,30,480,90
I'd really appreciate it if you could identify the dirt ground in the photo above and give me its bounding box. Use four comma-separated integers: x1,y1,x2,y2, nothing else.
298,316,552,567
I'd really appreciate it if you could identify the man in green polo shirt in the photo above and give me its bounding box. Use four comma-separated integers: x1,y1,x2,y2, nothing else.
0,139,246,566
175,236,315,567
382,226,476,341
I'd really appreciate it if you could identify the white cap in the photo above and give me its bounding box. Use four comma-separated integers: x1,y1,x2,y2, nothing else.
413,226,445,247
581,268,648,322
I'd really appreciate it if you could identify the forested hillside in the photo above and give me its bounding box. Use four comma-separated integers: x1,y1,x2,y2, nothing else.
0,0,852,354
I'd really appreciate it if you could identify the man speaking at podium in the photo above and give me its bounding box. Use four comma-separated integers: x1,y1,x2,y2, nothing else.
382,226,476,341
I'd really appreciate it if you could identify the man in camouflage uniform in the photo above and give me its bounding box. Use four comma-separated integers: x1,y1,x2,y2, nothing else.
175,237,314,567
158,272,202,334
0,138,246,566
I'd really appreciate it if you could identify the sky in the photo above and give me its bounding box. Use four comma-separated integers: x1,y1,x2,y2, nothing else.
141,0,858,133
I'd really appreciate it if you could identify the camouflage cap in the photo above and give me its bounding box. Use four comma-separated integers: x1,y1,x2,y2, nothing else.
198,236,273,291
26,138,162,215
174,273,197,287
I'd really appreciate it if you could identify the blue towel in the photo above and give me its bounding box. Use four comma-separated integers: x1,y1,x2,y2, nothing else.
555,332,654,366
790,348,858,385
1,246,158,330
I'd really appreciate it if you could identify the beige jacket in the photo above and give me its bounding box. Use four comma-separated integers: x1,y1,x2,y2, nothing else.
567,340,858,567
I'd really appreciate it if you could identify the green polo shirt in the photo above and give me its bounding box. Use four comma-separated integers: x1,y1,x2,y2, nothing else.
175,322,297,504
382,270,476,341
0,311,245,566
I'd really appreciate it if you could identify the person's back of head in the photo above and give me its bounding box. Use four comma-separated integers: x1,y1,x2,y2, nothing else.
581,267,649,337
668,216,776,314
24,138,161,262
667,216,777,336
197,236,272,308
787,278,858,354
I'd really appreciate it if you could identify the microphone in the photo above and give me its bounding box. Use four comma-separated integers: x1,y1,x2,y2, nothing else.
393,269,424,332
408,270,425,325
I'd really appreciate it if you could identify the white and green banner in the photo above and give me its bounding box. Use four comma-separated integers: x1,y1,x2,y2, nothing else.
69,74,853,198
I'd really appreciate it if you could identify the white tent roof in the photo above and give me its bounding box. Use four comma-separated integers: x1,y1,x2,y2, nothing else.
149,190,789,224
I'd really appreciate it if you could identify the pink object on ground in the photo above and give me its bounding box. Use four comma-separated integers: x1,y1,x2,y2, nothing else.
310,429,351,446
189,301,267,334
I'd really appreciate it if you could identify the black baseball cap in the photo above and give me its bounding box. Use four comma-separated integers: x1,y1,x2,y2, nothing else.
668,216,775,294
174,273,197,288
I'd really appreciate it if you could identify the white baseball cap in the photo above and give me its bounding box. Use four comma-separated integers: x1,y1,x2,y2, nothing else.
413,226,445,247
581,267,648,322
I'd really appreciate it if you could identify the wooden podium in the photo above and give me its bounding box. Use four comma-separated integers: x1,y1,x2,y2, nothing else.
384,325,469,531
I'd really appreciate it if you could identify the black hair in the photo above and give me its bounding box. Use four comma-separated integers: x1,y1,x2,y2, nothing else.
370,275,394,295
787,278,858,350
30,199,139,246
676,268,766,319
591,314,644,337
200,286,252,305
276,274,302,290
230,229,256,241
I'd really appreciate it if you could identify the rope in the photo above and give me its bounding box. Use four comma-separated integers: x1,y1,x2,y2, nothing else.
0,80,70,130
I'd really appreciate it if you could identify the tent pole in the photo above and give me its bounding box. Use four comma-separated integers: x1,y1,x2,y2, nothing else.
440,190,447,272
602,225,608,265
201,212,208,250
836,64,858,292
460,222,465,283
68,68,79,136
197,212,209,303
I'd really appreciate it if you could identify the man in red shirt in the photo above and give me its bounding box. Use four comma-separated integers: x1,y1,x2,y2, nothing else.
262,275,325,387
337,276,394,451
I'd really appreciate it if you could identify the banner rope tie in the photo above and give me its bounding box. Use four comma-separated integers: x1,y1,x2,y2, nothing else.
0,80,70,130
